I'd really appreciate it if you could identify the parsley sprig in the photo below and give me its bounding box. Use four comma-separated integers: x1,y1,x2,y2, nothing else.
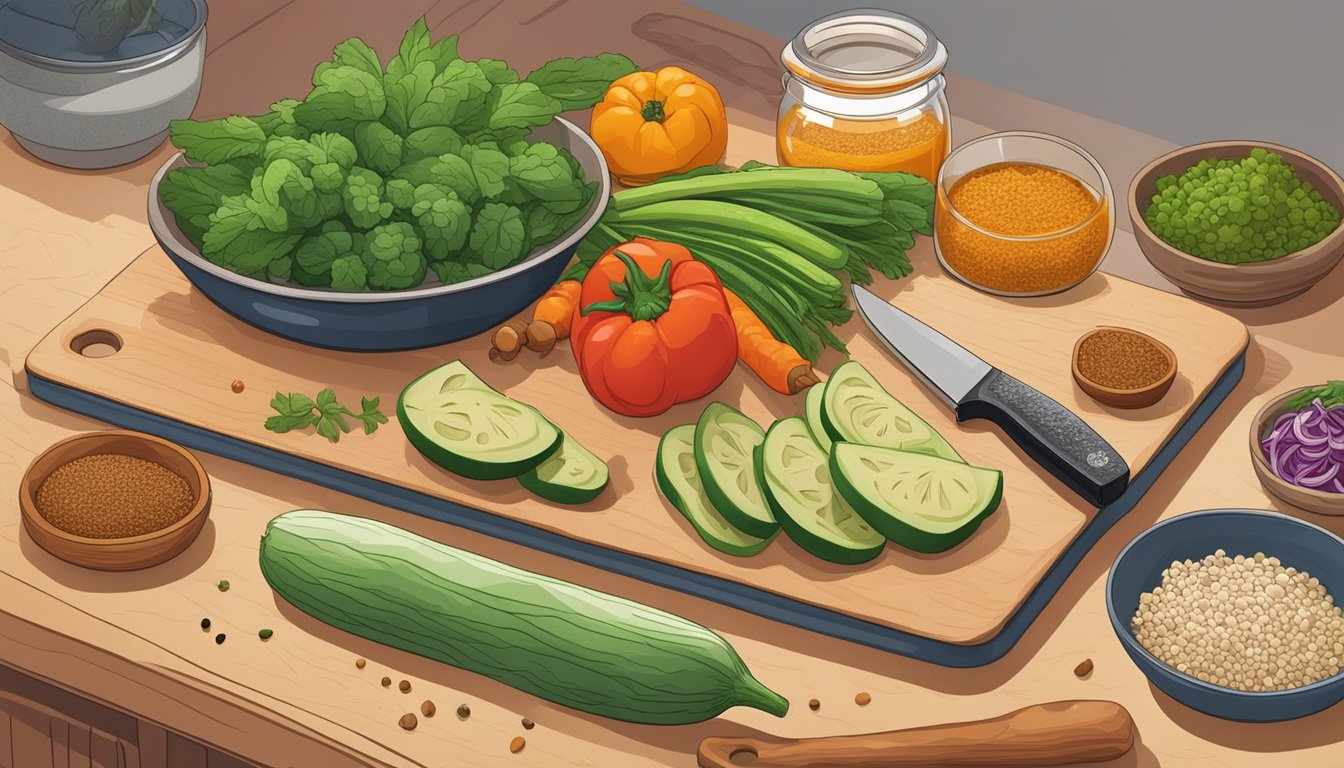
265,388,388,443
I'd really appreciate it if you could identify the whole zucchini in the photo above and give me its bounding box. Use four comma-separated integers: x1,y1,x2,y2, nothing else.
259,510,789,725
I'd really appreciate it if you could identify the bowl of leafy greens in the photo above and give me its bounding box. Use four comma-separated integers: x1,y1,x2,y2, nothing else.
148,19,630,351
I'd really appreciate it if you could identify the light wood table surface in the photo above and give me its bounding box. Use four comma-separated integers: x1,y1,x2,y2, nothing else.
1,2,1342,766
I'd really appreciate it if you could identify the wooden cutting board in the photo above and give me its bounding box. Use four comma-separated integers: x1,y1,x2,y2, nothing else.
24,230,1247,665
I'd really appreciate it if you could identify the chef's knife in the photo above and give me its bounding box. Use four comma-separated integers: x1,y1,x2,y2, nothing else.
852,285,1129,506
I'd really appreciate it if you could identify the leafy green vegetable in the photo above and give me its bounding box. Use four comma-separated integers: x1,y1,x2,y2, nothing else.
1284,380,1344,411
265,388,387,442
163,17,629,292
523,53,638,111
169,116,266,165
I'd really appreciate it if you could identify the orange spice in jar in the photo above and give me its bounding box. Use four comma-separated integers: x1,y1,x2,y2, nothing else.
777,10,951,183
934,132,1115,296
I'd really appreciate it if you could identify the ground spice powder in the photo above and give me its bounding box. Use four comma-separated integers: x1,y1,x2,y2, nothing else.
1076,330,1171,390
36,453,194,538
936,162,1109,293
778,108,949,182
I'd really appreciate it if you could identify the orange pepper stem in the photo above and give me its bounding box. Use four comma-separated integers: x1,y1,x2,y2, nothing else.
581,250,673,321
641,99,666,123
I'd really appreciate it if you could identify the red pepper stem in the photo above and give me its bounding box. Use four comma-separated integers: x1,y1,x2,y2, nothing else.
580,250,673,321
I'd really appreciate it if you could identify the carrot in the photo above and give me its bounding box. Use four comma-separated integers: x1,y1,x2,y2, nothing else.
491,280,581,359
724,289,818,395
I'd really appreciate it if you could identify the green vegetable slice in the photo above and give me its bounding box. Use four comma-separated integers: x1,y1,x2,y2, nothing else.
758,419,884,564
398,364,559,480
822,361,962,462
694,403,778,538
830,443,1003,554
804,384,833,453
656,425,771,557
518,433,609,505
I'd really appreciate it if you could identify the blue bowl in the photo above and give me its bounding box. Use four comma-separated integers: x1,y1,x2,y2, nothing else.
1107,509,1344,722
146,118,609,352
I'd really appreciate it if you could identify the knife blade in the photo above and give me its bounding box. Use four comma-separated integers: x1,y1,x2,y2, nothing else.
852,285,1129,506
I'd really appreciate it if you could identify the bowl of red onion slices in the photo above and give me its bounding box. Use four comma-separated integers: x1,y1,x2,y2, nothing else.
1251,382,1344,516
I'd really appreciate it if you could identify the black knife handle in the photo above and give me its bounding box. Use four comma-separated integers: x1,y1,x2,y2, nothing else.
959,370,1130,506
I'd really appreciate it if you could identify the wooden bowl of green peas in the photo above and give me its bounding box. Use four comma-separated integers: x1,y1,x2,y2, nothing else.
1129,140,1344,308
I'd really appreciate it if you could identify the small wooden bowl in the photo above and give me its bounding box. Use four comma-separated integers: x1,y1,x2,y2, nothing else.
1250,388,1344,516
19,431,212,571
1129,140,1344,308
1072,327,1177,409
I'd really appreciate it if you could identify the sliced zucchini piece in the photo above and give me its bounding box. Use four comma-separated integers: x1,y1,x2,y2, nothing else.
399,372,561,480
519,433,609,505
803,384,833,454
656,425,772,557
757,418,885,564
830,442,1003,553
694,403,778,538
821,361,963,462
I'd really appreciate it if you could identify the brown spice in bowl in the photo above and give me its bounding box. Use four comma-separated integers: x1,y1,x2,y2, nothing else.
36,453,194,538
1076,329,1171,390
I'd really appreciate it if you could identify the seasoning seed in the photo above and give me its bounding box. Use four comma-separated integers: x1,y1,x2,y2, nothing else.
399,680,411,693
1075,658,1094,677
217,580,230,592
381,676,391,688
355,658,366,669
231,380,245,393
258,629,273,640
854,692,871,706
36,454,194,538
457,703,471,719
421,700,436,718
808,698,820,711
510,737,525,754
200,618,211,631
399,713,417,731
1131,550,1344,691
521,718,534,730
1076,329,1171,391
215,633,226,645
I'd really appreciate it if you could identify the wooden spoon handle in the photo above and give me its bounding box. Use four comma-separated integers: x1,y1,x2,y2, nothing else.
698,700,1134,768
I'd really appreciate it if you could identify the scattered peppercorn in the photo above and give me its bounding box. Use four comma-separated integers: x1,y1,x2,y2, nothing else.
399,680,411,693
381,676,392,688
399,713,417,731
807,698,820,711
421,700,436,718
231,380,245,393
854,692,871,706
509,737,526,754
215,633,226,645
36,454,194,538
258,629,273,640
1076,329,1172,391
1145,148,1341,263
457,704,471,719
200,618,211,631
1075,658,1094,677
355,658,366,669
217,580,230,592
521,718,534,730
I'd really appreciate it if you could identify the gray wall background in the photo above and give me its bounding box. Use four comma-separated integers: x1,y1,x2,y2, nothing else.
688,0,1344,172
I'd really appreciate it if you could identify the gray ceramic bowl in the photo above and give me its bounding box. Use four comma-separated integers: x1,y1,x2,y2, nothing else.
0,0,207,169
147,117,610,352
1107,509,1344,722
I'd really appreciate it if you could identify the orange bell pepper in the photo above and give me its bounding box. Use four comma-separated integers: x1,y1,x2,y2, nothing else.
590,67,728,186
571,239,737,417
